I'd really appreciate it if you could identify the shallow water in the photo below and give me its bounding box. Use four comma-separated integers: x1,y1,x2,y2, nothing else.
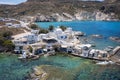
37,21,120,49
0,54,120,80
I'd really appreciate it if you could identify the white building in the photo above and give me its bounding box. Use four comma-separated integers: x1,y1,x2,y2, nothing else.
64,27,72,34
13,30,40,53
75,44,92,57
26,34,38,44
6,23,21,28
31,30,39,34
54,27,68,40
13,37,28,53
5,23,12,27
13,24,21,28
38,34,48,41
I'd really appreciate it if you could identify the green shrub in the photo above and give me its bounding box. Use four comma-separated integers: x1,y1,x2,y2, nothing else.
28,46,33,53
39,28,49,34
48,25,54,31
30,24,39,30
3,40,15,51
59,26,67,31
0,36,4,45
2,31,13,39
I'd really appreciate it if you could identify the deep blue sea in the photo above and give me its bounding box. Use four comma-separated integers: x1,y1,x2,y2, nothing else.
37,21,120,49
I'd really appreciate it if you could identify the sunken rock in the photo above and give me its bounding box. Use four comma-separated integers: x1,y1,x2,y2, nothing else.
91,34,103,38
74,31,85,36
28,65,74,80
109,37,120,42
29,66,47,80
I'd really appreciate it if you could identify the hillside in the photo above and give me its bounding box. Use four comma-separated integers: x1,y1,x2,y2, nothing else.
0,0,120,20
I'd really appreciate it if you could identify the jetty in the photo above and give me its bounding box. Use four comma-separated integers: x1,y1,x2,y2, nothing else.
109,46,120,65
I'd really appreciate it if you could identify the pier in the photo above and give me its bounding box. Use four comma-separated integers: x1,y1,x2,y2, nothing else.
110,46,120,64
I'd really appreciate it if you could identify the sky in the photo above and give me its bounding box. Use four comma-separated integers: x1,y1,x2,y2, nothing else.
0,0,104,5
0,0,27,5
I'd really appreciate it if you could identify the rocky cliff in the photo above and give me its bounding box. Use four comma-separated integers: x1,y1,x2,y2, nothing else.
34,10,117,22
0,0,120,21
74,10,117,21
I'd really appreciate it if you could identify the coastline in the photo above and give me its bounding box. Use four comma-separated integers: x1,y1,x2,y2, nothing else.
1,20,120,61
0,19,120,62
35,19,120,23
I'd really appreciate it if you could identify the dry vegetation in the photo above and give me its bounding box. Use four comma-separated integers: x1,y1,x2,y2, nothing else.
0,0,120,19
0,27,25,35
0,20,20,26
0,26,29,52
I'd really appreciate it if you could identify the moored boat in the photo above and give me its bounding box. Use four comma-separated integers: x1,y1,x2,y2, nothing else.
96,61,115,65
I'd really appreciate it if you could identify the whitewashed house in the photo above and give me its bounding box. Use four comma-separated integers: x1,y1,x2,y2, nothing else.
54,28,68,40
13,37,28,53
76,44,92,57
6,23,21,28
57,33,67,40
13,24,21,28
5,23,12,27
64,27,73,34
26,34,38,44
14,35,38,54
97,50,108,58
31,30,39,34
13,30,40,53
25,30,39,43
54,27,63,34
81,46,90,57
38,34,48,41
89,49,108,59
89,49,96,58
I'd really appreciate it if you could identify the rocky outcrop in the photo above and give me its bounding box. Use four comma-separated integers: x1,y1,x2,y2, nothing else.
29,66,47,80
35,13,76,22
109,37,120,43
28,65,74,80
34,10,118,22
74,31,85,36
91,34,103,38
104,0,119,3
75,10,117,21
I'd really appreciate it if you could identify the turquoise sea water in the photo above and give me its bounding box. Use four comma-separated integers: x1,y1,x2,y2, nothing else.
0,54,120,80
37,21,120,49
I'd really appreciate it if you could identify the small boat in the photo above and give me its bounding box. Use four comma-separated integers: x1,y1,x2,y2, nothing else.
18,55,40,60
107,46,114,49
30,55,39,60
96,61,115,65
44,53,50,57
18,56,26,59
